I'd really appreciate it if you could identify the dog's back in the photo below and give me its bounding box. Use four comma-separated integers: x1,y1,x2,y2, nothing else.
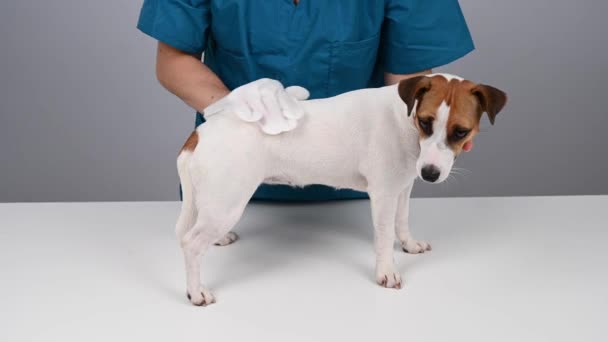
179,85,405,192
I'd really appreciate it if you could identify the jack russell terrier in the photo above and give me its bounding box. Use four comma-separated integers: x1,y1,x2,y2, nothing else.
176,73,507,306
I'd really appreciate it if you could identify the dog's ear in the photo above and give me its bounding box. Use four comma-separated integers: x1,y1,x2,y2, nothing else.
398,76,432,116
471,84,507,125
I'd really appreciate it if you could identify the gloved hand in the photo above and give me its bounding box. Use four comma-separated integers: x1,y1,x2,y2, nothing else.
203,78,310,135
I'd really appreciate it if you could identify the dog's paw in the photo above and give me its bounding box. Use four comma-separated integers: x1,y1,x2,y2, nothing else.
187,287,216,306
376,267,403,289
401,239,432,254
214,232,239,246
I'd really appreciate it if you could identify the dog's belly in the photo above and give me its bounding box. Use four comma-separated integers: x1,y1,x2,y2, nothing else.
263,165,368,192
262,178,367,192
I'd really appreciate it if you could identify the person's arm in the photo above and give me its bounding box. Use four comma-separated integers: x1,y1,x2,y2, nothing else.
155,42,229,113
384,70,432,86
155,41,309,134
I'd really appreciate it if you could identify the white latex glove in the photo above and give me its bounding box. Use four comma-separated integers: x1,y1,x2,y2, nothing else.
203,78,310,135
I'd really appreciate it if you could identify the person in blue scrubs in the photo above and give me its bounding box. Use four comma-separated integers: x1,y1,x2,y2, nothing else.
138,0,475,201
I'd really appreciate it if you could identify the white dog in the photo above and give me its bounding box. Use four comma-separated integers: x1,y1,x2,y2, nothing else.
176,73,507,306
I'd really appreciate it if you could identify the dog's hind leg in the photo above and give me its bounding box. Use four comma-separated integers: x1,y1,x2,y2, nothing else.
214,231,239,246
176,151,240,249
181,197,252,306
175,153,197,241
179,158,261,306
181,217,226,305
395,182,432,254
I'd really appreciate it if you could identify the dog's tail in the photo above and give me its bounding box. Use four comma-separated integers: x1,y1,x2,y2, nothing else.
175,147,197,243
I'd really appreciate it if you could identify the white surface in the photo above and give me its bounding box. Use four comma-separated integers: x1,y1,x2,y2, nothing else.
1,196,607,341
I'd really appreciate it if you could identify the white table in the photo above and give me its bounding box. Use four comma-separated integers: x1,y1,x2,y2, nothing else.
1,196,606,342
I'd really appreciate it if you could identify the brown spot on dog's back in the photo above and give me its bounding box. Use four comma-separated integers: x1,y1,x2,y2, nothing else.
180,131,198,153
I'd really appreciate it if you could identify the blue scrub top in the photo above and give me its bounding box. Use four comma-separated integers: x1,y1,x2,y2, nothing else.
138,0,474,201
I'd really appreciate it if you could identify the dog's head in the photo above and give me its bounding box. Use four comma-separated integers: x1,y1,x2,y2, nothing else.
398,74,507,183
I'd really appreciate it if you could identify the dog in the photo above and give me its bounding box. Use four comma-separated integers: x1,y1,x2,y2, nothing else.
175,73,507,306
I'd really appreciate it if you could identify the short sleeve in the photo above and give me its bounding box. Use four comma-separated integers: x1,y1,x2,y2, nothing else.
137,0,211,55
382,0,475,74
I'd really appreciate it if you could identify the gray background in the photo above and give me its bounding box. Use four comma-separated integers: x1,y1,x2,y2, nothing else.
1,0,606,202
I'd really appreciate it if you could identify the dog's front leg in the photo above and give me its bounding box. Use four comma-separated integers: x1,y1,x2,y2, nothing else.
395,182,432,254
369,191,402,289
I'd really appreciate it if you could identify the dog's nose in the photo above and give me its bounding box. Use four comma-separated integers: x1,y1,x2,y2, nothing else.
421,165,440,183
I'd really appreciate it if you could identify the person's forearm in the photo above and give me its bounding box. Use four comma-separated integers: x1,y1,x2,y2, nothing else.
155,42,229,113
384,70,432,86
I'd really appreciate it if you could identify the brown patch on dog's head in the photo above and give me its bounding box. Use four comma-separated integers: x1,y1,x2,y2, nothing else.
397,75,507,155
180,130,198,153
397,76,432,117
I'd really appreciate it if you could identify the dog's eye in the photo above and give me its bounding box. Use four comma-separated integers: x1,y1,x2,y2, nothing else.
451,128,470,141
418,118,433,135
